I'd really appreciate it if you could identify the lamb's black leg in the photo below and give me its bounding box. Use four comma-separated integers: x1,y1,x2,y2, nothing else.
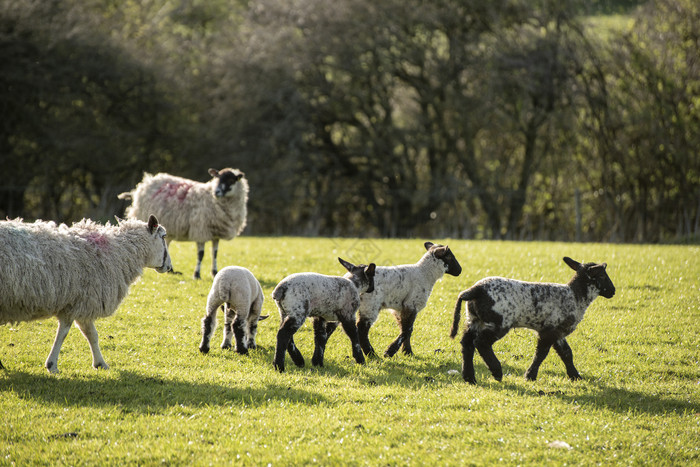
399,311,417,356
384,334,405,358
384,312,407,358
357,317,377,357
312,318,329,367
232,315,248,355
325,322,339,339
474,328,506,382
525,334,555,381
460,326,478,384
287,336,305,367
221,305,233,350
339,318,365,365
274,317,302,372
553,337,581,380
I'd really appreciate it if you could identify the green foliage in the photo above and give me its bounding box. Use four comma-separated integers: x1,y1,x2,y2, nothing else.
1,238,698,464
1,0,698,241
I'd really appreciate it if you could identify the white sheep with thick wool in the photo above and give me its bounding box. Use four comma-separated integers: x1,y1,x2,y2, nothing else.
0,215,171,373
119,168,248,279
199,266,267,355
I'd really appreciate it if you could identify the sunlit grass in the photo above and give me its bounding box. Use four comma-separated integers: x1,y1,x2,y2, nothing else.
1,238,699,465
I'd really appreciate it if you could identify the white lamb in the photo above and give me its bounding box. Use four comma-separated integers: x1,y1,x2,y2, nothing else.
118,168,248,279
450,257,616,384
317,242,462,359
271,258,376,372
0,215,171,373
199,266,268,355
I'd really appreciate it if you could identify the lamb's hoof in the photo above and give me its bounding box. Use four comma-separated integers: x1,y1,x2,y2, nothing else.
199,346,210,354
221,343,232,350
402,349,414,357
463,375,477,385
168,269,183,275
236,347,249,355
94,361,110,370
45,361,59,374
274,361,285,373
569,373,582,381
524,372,538,381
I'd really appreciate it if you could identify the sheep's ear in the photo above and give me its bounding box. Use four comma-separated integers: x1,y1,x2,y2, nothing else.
208,168,220,178
433,245,448,258
563,256,581,271
602,263,607,270
365,263,376,277
424,241,435,251
147,215,159,234
338,257,355,272
236,172,244,180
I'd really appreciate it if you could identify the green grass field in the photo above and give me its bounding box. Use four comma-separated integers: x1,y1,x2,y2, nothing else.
1,238,698,465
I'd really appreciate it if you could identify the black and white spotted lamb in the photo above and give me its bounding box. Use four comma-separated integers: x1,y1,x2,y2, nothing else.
450,257,615,384
318,242,462,360
271,258,376,372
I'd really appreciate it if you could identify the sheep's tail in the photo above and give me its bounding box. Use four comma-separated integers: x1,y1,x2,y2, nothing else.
450,288,477,339
117,192,132,201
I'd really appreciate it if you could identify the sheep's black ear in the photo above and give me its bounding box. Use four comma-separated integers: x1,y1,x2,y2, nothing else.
147,215,159,234
424,241,435,251
365,263,376,277
433,245,448,258
338,257,355,271
208,168,220,178
563,257,581,271
236,172,244,180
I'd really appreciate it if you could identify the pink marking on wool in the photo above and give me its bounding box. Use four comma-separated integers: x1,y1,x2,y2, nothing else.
153,181,194,202
84,232,110,250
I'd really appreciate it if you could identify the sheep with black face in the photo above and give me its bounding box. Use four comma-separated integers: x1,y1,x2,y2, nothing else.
0,215,171,373
119,168,247,279
451,257,615,384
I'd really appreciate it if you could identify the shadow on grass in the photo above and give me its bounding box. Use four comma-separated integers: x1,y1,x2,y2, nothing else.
0,369,328,413
498,377,700,417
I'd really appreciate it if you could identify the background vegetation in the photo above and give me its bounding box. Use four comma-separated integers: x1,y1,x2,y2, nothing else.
1,239,698,465
1,0,699,242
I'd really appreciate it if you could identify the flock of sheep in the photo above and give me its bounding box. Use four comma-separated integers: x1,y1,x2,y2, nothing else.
0,168,616,384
